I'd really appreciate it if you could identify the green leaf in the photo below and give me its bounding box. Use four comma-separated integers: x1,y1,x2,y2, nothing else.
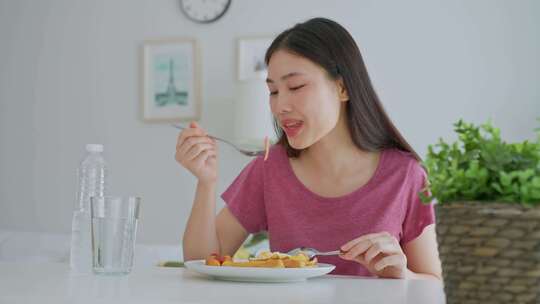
422,119,540,205
500,172,512,187
243,232,268,248
160,261,184,267
491,182,503,193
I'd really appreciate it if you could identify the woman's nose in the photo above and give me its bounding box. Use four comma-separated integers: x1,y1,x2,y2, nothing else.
272,93,292,114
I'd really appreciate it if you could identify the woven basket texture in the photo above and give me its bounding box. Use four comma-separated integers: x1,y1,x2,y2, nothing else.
436,202,540,304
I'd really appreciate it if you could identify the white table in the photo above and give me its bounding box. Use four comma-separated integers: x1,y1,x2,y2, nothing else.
0,262,446,303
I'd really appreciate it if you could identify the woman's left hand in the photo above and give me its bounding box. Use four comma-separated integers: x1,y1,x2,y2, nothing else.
339,232,408,279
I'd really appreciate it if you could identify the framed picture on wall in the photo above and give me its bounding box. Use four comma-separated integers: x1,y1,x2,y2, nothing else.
237,36,274,81
141,38,200,122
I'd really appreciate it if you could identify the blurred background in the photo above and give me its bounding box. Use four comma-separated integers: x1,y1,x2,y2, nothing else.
0,0,539,262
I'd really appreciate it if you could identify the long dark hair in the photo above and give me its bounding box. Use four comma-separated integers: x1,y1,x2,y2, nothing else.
265,17,420,161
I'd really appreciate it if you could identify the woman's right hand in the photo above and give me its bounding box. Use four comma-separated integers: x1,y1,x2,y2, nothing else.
175,122,218,183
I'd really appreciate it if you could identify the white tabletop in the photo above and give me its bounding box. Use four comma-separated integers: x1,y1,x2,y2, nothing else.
0,262,446,303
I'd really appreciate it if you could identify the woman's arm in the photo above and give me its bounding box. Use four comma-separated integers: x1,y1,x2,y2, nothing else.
402,224,442,280
182,181,220,261
182,181,249,260
216,207,250,256
176,122,249,261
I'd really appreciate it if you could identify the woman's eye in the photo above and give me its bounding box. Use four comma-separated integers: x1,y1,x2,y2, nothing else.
290,84,305,91
269,91,278,96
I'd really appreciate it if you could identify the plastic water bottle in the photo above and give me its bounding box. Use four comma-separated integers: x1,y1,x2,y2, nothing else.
70,144,108,273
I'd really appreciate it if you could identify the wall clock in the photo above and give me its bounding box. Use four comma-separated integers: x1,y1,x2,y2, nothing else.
180,0,231,24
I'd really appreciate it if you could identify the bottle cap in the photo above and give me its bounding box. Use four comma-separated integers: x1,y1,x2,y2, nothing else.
85,144,104,152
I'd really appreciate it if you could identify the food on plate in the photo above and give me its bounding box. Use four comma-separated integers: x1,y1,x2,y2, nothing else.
205,253,225,266
205,250,318,268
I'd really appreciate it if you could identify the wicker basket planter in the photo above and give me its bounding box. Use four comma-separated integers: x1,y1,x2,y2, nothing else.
436,202,540,304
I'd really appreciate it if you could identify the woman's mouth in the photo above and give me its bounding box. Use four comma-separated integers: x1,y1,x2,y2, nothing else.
282,120,303,138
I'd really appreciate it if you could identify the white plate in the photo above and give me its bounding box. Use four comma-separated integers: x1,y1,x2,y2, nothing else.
184,260,335,283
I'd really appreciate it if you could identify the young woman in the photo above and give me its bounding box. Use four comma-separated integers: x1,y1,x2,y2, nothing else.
176,17,441,279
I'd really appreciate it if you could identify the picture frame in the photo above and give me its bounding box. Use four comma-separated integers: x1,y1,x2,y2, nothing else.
237,36,274,81
141,38,200,122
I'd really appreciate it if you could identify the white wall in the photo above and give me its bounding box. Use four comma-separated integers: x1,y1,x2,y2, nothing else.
1,0,539,245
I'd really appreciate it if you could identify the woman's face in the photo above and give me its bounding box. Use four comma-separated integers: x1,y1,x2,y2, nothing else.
266,50,347,149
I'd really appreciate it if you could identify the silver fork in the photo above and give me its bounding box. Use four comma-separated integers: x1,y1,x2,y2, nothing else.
286,247,344,260
171,124,265,157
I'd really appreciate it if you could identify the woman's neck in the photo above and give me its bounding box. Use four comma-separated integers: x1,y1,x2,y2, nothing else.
299,115,376,177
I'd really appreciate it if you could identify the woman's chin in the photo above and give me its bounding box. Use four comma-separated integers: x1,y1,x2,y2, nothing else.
288,138,310,150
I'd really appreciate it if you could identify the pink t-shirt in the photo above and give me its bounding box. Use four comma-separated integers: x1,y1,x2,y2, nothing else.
221,145,435,276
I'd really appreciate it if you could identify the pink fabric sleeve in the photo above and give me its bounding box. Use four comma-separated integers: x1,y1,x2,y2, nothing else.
221,157,267,234
401,163,435,245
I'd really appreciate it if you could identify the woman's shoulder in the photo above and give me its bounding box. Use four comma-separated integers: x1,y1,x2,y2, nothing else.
371,149,428,195
381,148,426,178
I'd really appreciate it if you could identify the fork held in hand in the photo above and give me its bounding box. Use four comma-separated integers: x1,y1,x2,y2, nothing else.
171,124,264,157
287,247,345,260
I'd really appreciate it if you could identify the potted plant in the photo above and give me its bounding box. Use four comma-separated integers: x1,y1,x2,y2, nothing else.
422,119,540,304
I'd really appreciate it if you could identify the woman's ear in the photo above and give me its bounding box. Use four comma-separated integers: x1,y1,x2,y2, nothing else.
337,78,349,102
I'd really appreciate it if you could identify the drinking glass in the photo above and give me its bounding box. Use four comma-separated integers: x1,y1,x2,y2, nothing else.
90,196,140,275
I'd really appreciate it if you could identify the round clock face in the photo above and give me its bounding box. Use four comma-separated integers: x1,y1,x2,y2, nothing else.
180,0,231,24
